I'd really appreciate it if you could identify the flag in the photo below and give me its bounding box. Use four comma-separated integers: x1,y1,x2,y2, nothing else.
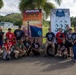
29,25,42,37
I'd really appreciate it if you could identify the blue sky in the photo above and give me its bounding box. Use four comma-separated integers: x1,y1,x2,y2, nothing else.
0,0,76,17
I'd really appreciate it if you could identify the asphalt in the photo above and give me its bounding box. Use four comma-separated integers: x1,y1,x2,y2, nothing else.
0,55,76,75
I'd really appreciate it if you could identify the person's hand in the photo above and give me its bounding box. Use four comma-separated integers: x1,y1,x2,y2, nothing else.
74,40,76,43
25,47,27,50
7,51,10,54
72,42,74,45
48,41,51,44
60,38,63,40
69,40,72,43
19,50,23,53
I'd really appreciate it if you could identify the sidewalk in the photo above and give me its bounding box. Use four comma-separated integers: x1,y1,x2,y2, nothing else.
0,56,76,75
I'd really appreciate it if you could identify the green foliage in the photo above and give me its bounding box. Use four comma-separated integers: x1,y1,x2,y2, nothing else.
55,0,62,6
43,2,55,18
0,13,50,27
71,17,76,27
0,0,3,8
14,20,22,26
43,26,48,43
43,20,50,27
19,0,62,18
0,13,22,26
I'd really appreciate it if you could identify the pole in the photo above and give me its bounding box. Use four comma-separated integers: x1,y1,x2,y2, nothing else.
28,21,29,36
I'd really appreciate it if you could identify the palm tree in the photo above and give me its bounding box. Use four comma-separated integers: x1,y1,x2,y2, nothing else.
55,0,62,6
0,0,3,9
19,0,62,18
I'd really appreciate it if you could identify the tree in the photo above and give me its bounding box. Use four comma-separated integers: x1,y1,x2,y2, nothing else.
19,0,62,18
0,13,22,26
55,0,62,6
71,17,76,27
0,0,3,9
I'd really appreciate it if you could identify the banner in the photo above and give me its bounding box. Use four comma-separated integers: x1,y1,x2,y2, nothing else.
50,9,71,34
23,9,42,37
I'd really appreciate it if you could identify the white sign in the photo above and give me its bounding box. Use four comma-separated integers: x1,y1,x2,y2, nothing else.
50,9,71,34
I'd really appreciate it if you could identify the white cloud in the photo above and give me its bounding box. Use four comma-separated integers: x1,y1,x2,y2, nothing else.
0,0,21,16
51,0,76,17
57,0,76,17
0,0,76,17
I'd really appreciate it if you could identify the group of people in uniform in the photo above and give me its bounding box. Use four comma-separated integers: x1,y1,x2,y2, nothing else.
0,25,76,62
45,25,76,62
0,26,40,60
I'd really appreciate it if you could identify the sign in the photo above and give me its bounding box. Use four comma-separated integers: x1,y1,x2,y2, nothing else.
51,9,71,34
23,9,42,37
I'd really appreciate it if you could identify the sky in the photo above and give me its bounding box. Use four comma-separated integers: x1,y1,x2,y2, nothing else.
0,0,76,17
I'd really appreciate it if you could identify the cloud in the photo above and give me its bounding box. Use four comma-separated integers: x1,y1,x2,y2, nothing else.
0,0,21,16
0,0,76,17
56,0,76,17
48,0,76,17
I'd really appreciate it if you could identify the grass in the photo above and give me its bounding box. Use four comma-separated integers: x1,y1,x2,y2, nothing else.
2,28,16,33
42,27,48,43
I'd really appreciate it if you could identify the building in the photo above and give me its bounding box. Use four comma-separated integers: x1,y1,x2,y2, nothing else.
0,21,18,29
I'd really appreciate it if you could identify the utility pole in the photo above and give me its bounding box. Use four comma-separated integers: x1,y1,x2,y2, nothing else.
28,21,29,36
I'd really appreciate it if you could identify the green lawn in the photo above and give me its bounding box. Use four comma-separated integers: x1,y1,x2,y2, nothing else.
42,27,48,43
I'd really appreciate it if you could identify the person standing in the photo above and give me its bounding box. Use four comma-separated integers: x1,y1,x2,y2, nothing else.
66,28,73,57
0,27,4,55
14,26,25,40
72,27,76,62
6,28,15,42
64,25,70,36
0,27,4,48
56,28,65,55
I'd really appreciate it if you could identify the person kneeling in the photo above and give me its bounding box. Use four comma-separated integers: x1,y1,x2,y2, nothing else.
60,38,68,58
3,39,12,60
0,45,3,56
14,39,26,58
31,39,40,56
0,48,3,57
23,36,31,56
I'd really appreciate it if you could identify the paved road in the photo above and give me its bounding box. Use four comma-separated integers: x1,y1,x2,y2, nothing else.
0,56,76,75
